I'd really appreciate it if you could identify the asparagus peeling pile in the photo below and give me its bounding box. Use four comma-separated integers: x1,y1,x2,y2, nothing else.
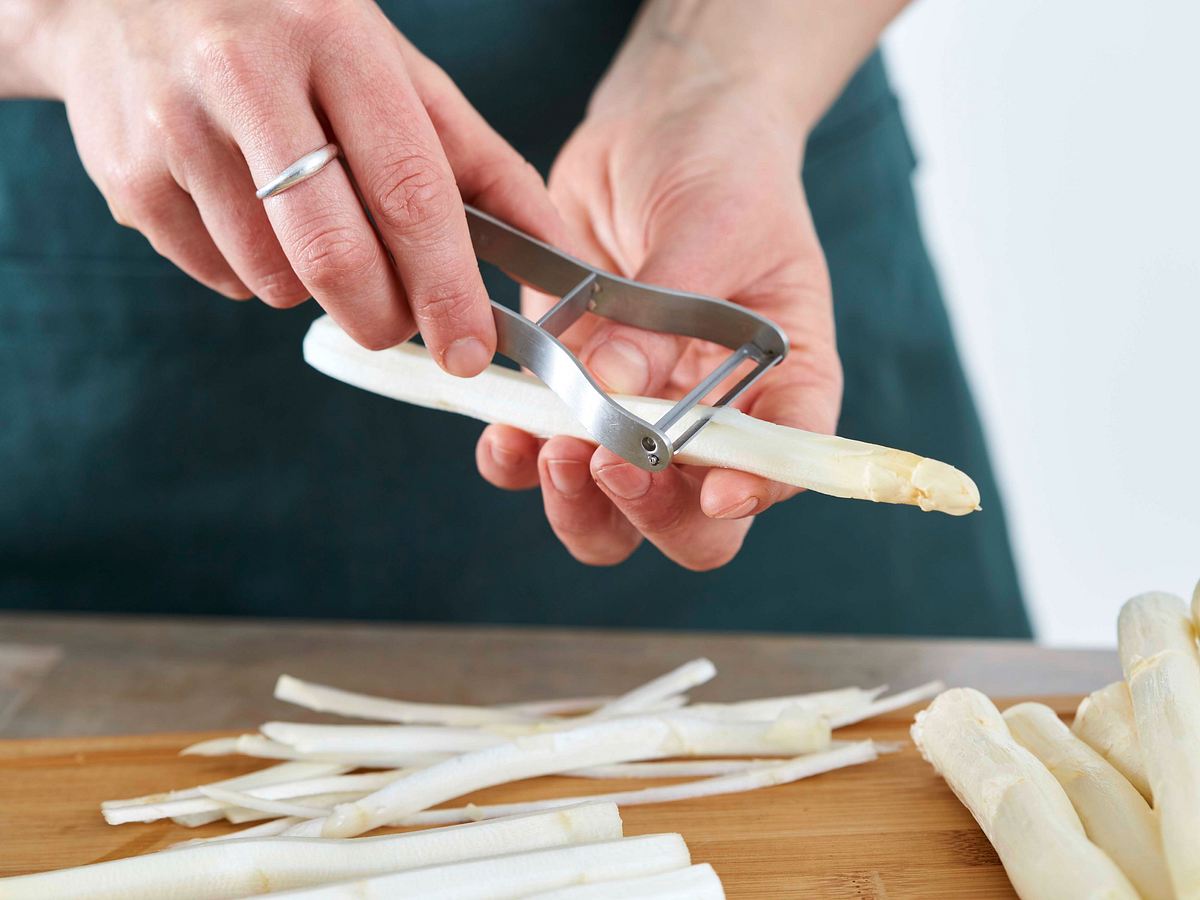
913,577,1200,900
303,315,981,515
2,658,940,898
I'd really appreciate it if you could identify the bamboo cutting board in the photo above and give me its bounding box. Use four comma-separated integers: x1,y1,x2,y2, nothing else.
0,696,1080,898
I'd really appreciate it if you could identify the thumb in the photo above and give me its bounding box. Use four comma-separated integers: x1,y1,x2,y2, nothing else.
579,200,748,397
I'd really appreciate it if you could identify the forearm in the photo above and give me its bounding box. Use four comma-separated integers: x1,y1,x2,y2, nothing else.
0,0,63,98
594,0,909,138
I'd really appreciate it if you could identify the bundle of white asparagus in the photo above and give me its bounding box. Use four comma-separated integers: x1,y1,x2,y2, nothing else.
2,658,941,899
912,578,1200,900
303,315,981,515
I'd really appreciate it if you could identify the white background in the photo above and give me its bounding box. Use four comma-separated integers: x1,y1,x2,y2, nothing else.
884,1,1199,646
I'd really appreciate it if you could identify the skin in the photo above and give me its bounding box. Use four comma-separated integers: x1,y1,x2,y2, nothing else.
2,0,906,571
477,1,906,569
0,0,568,370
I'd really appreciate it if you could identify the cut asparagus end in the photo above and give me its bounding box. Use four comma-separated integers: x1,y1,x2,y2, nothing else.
1003,701,1172,900
911,688,1138,900
1118,591,1200,898
1070,681,1150,801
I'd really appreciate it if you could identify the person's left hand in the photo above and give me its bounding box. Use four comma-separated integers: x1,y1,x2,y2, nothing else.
475,81,843,570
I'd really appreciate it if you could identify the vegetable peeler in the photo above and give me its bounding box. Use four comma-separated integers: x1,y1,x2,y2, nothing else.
467,205,788,472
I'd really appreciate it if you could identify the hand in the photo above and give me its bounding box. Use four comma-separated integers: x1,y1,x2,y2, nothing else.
21,0,565,370
476,82,843,570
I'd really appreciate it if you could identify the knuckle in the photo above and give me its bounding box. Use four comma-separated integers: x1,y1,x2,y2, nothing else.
412,271,480,324
104,164,174,229
287,219,378,294
344,319,415,352
254,270,309,309
680,540,742,573
368,149,456,239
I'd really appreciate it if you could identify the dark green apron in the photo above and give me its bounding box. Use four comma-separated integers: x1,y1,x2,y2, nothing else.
0,1,1029,637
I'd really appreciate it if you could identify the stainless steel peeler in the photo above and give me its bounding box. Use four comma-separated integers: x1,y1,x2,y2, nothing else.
467,205,789,472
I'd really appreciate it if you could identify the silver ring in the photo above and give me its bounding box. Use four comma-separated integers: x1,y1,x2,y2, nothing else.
256,143,340,199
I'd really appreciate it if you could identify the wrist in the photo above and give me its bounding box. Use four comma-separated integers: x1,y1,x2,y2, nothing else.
0,1,69,99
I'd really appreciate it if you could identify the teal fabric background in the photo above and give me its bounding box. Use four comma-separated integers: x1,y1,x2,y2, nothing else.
0,1,1029,636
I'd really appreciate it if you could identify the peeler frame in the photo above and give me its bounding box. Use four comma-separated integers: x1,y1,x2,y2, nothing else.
466,205,788,472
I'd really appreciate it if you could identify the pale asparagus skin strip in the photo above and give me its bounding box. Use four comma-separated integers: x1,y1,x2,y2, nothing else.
498,695,614,716
1071,682,1150,801
303,316,980,515
274,674,539,726
1192,577,1200,633
911,688,1137,900
102,761,347,809
261,721,505,755
685,686,884,723
399,741,877,827
0,803,623,900
286,712,831,838
1118,591,1200,899
173,816,303,847
1003,702,1172,900
182,734,445,768
199,785,329,819
261,834,689,900
105,772,404,826
527,864,725,900
569,759,775,779
828,681,945,729
588,659,716,719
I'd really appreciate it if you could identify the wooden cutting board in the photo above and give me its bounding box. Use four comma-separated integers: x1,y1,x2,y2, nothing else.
0,696,1080,898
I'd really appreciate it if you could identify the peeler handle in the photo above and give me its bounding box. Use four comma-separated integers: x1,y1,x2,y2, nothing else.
468,205,788,472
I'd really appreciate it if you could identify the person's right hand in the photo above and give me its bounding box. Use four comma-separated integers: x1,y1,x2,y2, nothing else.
26,0,565,370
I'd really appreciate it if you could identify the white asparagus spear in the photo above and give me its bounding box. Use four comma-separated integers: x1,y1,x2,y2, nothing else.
399,741,877,827
259,834,689,900
0,803,623,900
527,864,725,900
588,659,716,719
1118,591,1200,898
1003,702,1172,900
303,316,980,515
911,688,1137,900
1070,682,1150,801
1192,578,1200,631
274,675,539,726
286,712,830,838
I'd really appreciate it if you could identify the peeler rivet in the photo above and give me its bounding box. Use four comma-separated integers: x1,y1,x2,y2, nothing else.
647,454,660,467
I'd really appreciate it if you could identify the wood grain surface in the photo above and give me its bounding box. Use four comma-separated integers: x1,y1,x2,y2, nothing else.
0,695,1081,898
0,611,1120,739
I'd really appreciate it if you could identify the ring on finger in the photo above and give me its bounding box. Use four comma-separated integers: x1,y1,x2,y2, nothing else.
255,143,340,200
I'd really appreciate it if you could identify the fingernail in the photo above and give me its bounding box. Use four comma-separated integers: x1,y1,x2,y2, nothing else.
546,459,591,496
488,441,523,472
442,337,491,377
595,462,652,500
711,496,760,519
586,338,650,395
